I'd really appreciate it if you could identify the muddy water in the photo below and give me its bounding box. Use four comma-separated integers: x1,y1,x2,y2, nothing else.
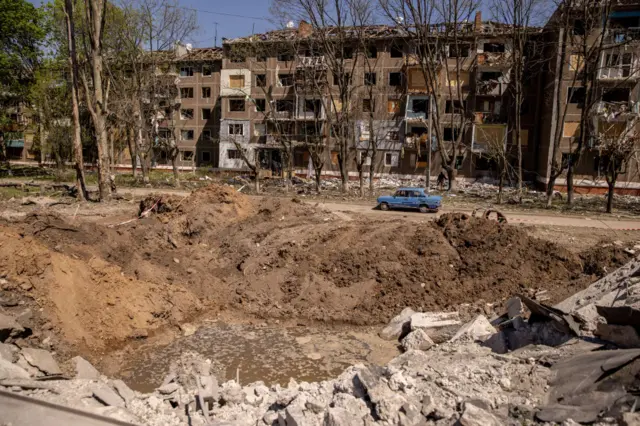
118,322,399,393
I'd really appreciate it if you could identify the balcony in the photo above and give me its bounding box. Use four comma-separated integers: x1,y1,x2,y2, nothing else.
598,50,639,80
595,100,640,120
476,80,507,96
606,28,640,45
297,56,326,68
474,112,504,124
405,95,430,120
476,51,512,69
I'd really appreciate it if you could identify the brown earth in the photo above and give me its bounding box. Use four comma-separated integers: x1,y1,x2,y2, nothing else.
0,184,633,359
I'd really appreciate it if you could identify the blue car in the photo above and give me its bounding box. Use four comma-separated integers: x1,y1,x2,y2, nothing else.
377,187,442,213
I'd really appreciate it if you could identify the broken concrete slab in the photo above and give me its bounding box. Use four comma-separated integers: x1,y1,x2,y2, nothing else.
198,375,218,406
410,312,460,331
157,382,180,394
72,356,100,380
93,385,125,408
595,323,640,349
112,379,136,405
379,307,415,341
0,343,17,363
459,402,503,426
0,312,24,341
450,315,496,343
20,348,62,376
620,412,640,426
14,308,33,329
401,329,434,352
0,358,30,380
506,297,523,319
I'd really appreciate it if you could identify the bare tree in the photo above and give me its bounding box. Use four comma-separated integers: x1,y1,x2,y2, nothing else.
63,0,89,200
381,0,478,191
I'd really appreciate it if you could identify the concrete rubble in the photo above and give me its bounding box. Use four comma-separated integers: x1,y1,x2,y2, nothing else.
1,258,640,425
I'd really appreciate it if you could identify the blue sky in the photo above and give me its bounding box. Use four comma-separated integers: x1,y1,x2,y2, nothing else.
28,0,276,48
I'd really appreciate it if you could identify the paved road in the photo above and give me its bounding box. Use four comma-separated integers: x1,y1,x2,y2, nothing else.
4,180,640,229
314,201,640,230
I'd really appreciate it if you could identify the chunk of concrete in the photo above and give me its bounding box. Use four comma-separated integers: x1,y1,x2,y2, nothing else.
620,412,640,426
14,308,33,329
459,403,503,426
0,312,24,341
401,329,435,352
72,356,100,380
506,297,523,319
0,343,18,363
379,308,416,341
324,407,365,426
481,331,508,354
410,312,461,331
93,385,125,408
20,348,62,376
112,379,136,405
157,382,180,394
0,358,30,380
198,375,218,405
450,315,497,343
90,406,140,423
595,323,640,349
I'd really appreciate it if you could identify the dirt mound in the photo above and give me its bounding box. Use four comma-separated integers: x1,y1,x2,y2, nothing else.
580,243,634,276
0,223,201,356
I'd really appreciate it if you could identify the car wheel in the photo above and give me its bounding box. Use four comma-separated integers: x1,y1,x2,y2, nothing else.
419,205,429,213
380,202,389,211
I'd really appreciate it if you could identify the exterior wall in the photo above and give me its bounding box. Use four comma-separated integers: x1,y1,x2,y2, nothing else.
219,119,252,169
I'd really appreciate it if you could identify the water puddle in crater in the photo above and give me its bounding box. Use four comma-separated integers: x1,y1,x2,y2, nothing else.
117,322,399,393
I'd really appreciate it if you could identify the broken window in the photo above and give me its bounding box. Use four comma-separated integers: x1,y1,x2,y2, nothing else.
278,74,294,86
448,44,470,58
229,75,245,88
333,72,351,86
181,130,194,140
229,99,245,112
366,45,378,58
202,108,212,120
365,72,377,86
256,74,267,87
278,52,294,61
602,88,630,102
180,87,194,98
255,99,266,112
182,150,194,161
202,87,211,98
389,72,403,86
180,67,193,77
339,47,354,59
227,149,241,159
445,100,465,113
302,123,320,136
455,155,464,170
443,127,460,141
201,151,211,162
572,19,585,36
362,99,373,112
385,152,396,166
389,131,399,141
483,43,505,53
411,99,428,115
568,87,586,105
202,65,212,76
180,109,194,120
229,124,244,135
479,71,502,81
276,100,294,112
390,45,403,58
475,156,492,171
203,129,212,141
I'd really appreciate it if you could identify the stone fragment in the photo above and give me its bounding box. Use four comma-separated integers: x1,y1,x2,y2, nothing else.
72,356,100,380
506,297,523,319
180,323,197,337
450,315,497,343
0,312,24,341
324,407,365,426
595,323,640,348
410,312,460,331
459,403,502,426
401,329,434,352
20,348,62,376
198,375,218,406
0,358,30,380
482,331,508,354
93,385,125,408
129,328,148,339
157,382,180,394
112,379,136,405
620,412,640,426
0,343,18,363
90,406,140,423
380,308,416,341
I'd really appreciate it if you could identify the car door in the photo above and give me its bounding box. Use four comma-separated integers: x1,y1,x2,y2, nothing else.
404,191,420,208
391,190,406,207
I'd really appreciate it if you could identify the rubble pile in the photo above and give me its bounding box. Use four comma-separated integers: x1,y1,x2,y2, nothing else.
2,256,640,425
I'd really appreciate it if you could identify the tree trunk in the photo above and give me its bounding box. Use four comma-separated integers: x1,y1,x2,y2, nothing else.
566,163,574,206
254,173,261,193
358,167,364,198
127,127,137,180
171,150,180,187
338,158,349,193
606,176,616,214
446,167,457,191
369,159,375,194
497,169,505,205
315,168,321,193
64,0,87,201
141,155,150,184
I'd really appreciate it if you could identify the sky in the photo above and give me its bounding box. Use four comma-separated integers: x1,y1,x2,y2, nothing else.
28,0,277,48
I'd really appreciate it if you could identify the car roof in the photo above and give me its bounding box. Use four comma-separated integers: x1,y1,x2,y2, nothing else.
397,187,425,191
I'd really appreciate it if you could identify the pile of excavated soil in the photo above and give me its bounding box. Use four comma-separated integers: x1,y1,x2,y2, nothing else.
1,184,627,349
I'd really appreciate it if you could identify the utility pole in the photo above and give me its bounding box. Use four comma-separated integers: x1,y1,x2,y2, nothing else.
427,96,433,194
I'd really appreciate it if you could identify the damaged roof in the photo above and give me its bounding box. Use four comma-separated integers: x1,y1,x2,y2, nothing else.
224,21,541,45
